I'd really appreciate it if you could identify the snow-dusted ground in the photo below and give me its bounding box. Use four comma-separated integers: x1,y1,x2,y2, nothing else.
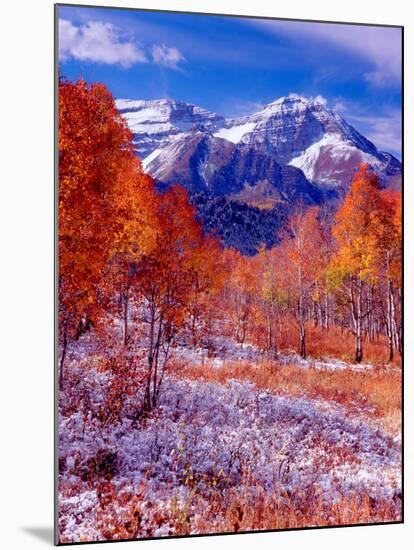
277,352,375,372
172,335,378,372
59,352,401,542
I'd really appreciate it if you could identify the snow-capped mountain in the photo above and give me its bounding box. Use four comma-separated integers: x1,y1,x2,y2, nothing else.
117,94,401,199
223,95,401,188
226,95,378,162
145,130,322,204
116,98,224,160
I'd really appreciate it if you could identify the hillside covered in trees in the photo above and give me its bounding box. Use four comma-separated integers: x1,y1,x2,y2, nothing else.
189,193,290,255
58,79,402,543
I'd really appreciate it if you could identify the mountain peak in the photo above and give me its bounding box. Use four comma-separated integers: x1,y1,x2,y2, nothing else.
265,94,327,110
115,97,224,159
116,93,401,192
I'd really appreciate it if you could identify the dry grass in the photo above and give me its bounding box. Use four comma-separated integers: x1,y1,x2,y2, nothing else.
60,322,402,542
173,358,401,423
276,321,401,368
243,316,401,366
191,486,401,534
82,479,401,543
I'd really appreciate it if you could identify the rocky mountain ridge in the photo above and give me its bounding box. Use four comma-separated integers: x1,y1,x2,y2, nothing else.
116,94,401,199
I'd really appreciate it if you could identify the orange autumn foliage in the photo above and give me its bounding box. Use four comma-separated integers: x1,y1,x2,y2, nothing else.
58,75,402,398
329,165,401,362
58,78,158,366
131,185,224,409
331,165,387,284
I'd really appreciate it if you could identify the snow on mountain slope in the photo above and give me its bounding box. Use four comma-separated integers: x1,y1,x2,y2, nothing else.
288,133,382,187
117,94,401,193
145,131,236,193
213,122,256,144
218,95,400,189
145,130,322,203
141,148,162,171
225,95,379,165
116,98,224,159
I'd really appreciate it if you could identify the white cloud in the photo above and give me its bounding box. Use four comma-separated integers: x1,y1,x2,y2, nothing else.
251,20,402,88
151,44,186,70
333,99,401,157
332,100,346,113
59,19,186,71
59,18,147,68
349,112,402,156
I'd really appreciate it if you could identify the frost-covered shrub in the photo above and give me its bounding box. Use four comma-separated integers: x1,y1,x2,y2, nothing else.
59,374,401,542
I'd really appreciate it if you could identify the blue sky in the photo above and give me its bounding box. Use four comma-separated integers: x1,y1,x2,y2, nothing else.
58,5,402,158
